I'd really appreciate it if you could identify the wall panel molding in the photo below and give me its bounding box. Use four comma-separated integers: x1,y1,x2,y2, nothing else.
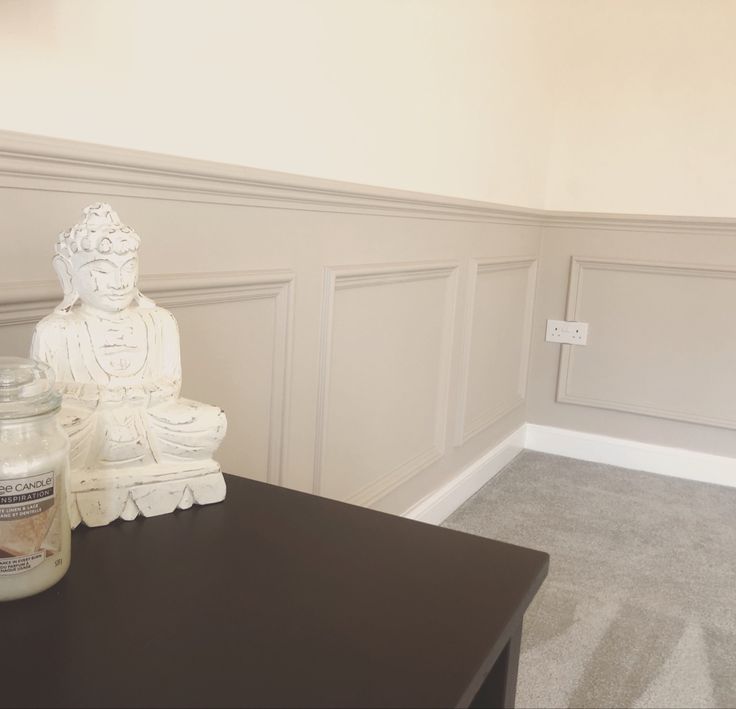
0,270,293,325
454,257,537,445
542,211,736,235
0,270,295,484
5,130,736,232
314,261,459,506
0,131,543,225
558,257,736,429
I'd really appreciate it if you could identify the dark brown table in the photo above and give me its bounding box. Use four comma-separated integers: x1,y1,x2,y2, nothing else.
0,474,548,708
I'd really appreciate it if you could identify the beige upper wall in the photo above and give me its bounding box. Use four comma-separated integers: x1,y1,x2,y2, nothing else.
0,0,552,208
542,0,736,217
2,0,734,217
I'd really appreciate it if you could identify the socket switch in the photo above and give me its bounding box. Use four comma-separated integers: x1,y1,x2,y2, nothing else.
546,319,588,345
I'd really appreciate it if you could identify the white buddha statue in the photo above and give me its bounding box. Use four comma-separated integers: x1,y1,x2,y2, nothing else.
31,203,227,527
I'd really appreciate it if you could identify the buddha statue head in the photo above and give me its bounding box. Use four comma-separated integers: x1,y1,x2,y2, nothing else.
53,203,152,314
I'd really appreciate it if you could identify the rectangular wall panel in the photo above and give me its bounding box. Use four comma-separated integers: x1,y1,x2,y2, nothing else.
164,272,294,483
314,262,458,506
558,258,736,429
455,258,537,444
174,299,275,481
0,271,294,484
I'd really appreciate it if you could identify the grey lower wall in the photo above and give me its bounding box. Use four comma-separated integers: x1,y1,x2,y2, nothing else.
0,131,541,515
528,219,736,458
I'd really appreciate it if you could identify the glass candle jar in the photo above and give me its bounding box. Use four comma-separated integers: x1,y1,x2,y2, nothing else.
0,357,71,601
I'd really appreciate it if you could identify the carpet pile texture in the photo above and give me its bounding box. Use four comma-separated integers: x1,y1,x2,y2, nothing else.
443,451,736,708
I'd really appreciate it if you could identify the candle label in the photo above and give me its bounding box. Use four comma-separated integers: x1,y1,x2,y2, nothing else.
0,471,61,575
0,551,46,575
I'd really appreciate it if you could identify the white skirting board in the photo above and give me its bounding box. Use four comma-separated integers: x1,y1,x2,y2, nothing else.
525,423,736,490
403,426,526,525
404,423,736,525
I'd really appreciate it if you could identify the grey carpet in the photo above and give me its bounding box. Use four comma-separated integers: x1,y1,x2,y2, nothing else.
443,451,736,709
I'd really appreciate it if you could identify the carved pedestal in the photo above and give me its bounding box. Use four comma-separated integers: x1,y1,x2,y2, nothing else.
69,463,226,528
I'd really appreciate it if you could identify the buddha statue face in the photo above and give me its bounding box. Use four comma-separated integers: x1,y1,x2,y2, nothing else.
53,203,142,314
71,249,139,313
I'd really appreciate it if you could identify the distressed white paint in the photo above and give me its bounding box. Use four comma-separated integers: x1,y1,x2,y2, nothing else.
31,204,227,528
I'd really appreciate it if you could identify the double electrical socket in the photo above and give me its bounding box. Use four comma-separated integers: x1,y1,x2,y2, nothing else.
546,319,588,345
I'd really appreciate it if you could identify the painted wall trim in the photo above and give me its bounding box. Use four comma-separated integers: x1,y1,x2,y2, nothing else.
2,130,736,231
0,270,295,326
403,425,526,525
0,130,543,225
526,423,736,490
407,423,736,526
542,210,736,235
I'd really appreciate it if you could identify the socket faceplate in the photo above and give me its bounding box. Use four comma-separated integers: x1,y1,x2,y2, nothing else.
546,320,588,345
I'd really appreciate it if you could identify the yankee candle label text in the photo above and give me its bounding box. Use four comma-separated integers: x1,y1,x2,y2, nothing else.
0,472,55,521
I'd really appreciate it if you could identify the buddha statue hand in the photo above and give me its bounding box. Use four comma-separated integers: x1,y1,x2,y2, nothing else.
143,378,180,407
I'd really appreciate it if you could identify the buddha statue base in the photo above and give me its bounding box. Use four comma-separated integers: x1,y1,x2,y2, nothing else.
69,461,226,528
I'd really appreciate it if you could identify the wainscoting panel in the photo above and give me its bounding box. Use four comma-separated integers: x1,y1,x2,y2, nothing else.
0,130,546,516
455,257,537,445
314,262,458,506
10,130,736,512
558,257,736,429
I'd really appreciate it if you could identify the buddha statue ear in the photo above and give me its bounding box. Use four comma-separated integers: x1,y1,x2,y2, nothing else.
52,255,79,313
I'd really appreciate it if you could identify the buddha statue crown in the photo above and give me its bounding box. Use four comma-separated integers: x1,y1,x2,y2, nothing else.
55,203,140,261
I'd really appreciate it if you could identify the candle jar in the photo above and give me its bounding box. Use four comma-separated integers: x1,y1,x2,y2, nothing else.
0,357,71,601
